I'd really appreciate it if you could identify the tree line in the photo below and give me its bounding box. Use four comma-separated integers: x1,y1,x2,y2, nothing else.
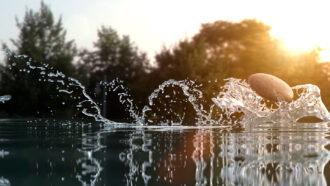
0,2,328,122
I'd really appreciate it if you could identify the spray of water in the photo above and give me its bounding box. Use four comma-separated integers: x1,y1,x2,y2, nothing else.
212,78,330,124
0,95,11,103
4,51,330,126
100,79,141,123
5,51,111,124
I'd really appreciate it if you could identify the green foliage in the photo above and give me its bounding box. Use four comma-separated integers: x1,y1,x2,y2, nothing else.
0,2,77,117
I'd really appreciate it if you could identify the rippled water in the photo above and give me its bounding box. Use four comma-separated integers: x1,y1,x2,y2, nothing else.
0,119,329,186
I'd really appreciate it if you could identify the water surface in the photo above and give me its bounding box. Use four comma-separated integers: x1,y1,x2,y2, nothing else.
0,119,329,186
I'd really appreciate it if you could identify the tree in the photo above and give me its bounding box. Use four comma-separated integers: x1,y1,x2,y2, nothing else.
154,19,323,91
151,19,327,122
79,26,149,81
77,26,150,119
194,19,321,83
0,2,77,117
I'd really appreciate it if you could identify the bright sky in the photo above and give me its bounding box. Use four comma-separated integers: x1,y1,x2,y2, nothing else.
1,0,330,62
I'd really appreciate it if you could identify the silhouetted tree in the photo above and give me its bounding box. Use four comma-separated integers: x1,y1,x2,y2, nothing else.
77,26,150,119
151,19,328,122
154,19,323,92
195,20,321,84
0,2,77,117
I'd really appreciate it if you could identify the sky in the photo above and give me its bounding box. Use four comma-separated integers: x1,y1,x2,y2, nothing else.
1,0,330,62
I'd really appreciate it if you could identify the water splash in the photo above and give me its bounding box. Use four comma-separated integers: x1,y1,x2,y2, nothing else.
4,50,330,126
212,78,330,124
141,79,213,125
0,95,11,104
100,79,141,123
5,51,111,124
138,78,330,125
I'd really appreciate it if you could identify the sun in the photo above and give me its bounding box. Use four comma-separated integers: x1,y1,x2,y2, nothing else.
269,25,330,62
318,50,330,62
250,0,330,62
271,30,317,53
268,18,328,54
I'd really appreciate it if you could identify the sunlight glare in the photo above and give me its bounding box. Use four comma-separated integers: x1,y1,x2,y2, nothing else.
82,0,330,62
319,50,330,63
157,0,330,62
259,0,330,62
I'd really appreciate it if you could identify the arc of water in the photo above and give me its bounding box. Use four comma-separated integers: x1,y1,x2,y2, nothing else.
143,79,213,125
6,52,112,125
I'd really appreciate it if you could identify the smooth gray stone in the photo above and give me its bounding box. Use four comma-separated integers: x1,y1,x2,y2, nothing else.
248,73,293,102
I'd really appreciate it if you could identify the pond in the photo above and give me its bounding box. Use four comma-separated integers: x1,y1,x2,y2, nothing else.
0,119,329,186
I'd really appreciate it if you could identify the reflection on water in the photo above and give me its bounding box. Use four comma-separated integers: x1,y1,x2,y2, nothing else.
118,129,153,185
117,122,330,185
0,119,104,186
76,129,103,186
0,120,329,185
0,177,10,186
219,123,330,186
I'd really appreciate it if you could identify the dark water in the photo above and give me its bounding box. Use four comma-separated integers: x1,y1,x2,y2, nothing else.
0,119,330,186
